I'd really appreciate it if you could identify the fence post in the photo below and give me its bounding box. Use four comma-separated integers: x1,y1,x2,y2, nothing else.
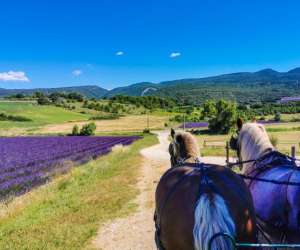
291,146,296,159
226,141,229,167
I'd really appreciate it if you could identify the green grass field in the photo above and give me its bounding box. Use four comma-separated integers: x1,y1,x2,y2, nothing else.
0,135,157,250
265,113,300,122
0,101,90,133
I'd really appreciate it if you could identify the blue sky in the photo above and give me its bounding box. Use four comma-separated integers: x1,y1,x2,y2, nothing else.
1,0,300,89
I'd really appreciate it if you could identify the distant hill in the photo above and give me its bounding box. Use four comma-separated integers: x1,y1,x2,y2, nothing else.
105,82,159,97
1,67,300,104
0,85,108,99
104,67,300,104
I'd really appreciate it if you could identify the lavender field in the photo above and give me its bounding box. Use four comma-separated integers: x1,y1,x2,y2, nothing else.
0,136,140,199
178,122,208,129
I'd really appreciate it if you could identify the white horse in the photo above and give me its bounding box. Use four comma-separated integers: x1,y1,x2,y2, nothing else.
231,119,300,244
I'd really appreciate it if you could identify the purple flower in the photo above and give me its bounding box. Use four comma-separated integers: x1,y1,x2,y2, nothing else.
0,136,141,199
178,122,208,129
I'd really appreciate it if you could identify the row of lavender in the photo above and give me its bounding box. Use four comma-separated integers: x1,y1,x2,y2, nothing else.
178,120,281,129
0,136,140,199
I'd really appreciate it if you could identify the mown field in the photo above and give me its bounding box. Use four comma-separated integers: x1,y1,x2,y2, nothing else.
39,115,170,135
0,135,157,250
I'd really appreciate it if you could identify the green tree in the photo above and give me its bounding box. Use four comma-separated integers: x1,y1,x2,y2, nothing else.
201,100,217,119
208,100,237,134
37,95,51,105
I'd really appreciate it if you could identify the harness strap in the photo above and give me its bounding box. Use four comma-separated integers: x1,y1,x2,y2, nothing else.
239,151,300,245
256,216,280,250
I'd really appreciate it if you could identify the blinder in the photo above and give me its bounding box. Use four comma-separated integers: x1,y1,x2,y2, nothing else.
229,133,239,151
229,132,242,169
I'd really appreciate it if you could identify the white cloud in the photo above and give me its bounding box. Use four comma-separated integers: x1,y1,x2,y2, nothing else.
170,52,181,58
0,71,30,82
116,51,124,56
72,69,82,76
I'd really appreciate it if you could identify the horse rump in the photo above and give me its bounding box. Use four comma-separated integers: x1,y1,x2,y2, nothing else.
193,193,236,250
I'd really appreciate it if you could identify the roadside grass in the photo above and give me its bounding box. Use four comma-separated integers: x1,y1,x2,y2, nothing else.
0,135,157,250
266,126,300,132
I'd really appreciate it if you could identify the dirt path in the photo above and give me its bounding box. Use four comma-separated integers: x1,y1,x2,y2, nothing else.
92,131,232,250
92,131,169,250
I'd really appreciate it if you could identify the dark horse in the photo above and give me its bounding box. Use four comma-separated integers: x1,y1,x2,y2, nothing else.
230,119,300,244
154,129,258,250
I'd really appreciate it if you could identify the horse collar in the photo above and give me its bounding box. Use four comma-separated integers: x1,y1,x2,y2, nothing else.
175,156,201,168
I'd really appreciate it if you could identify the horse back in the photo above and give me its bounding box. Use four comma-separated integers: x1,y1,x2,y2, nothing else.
155,165,257,250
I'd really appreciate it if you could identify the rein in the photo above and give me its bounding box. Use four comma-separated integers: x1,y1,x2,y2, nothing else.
228,151,300,186
228,152,300,168
238,174,300,186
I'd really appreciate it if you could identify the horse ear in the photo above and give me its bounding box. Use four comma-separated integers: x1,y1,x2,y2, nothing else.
237,118,243,131
170,128,175,138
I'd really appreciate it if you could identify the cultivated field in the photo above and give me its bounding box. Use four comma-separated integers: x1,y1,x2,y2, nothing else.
39,115,170,134
0,135,157,249
0,136,140,199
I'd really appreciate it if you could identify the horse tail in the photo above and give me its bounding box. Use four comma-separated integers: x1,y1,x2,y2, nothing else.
193,193,236,250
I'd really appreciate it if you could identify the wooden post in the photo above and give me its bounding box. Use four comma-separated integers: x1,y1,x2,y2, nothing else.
291,146,296,159
226,141,229,167
147,113,149,130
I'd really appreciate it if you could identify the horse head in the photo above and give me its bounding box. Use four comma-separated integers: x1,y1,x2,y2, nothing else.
229,118,274,173
168,128,200,168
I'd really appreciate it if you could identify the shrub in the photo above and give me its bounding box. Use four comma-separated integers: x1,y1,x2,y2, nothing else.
89,114,120,120
0,113,32,122
37,96,51,105
274,112,281,122
80,122,96,136
72,125,80,136
143,128,150,134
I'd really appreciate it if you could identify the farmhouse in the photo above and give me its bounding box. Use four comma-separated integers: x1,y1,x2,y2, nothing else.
278,96,300,103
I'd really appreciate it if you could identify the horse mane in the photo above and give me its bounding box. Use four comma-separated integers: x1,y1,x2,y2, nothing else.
239,123,274,167
175,132,200,159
